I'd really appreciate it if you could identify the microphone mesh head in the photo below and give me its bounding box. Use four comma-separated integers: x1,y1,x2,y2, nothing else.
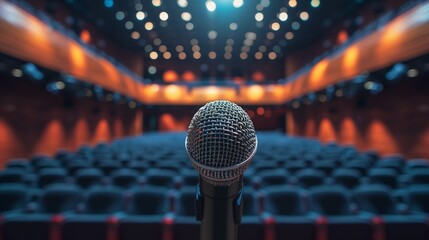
186,100,257,185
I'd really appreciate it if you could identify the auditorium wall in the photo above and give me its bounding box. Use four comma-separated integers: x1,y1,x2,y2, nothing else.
286,75,429,159
0,77,143,167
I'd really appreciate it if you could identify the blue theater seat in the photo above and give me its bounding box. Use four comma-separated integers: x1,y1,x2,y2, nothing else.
118,187,170,240
309,185,372,240
173,187,200,240
38,168,67,188
369,168,398,188
332,168,361,189
409,169,429,185
110,168,140,189
145,169,177,188
354,184,429,240
74,168,103,189
5,159,31,172
62,186,125,240
0,169,26,184
257,169,289,187
296,169,326,188
2,184,81,240
238,187,264,240
0,184,28,214
263,185,316,240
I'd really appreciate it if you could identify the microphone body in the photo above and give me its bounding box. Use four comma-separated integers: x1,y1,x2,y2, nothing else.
186,100,257,240
197,177,242,240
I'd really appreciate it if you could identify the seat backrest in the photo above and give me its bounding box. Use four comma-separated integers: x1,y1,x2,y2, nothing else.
0,170,25,184
265,185,307,216
409,169,429,184
75,168,103,188
259,169,289,186
369,168,398,188
145,169,175,187
84,187,124,214
38,168,67,187
296,169,325,188
127,187,168,215
309,186,351,216
407,185,429,214
110,169,139,188
333,169,361,189
176,187,196,216
242,187,258,216
354,184,397,214
39,184,81,213
0,184,28,213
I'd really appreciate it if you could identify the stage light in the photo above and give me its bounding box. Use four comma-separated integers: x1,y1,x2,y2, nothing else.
149,51,159,60
364,81,375,90
407,69,418,77
288,0,297,7
192,45,200,52
240,52,248,60
115,11,124,20
159,12,169,21
186,23,194,30
136,11,145,20
208,31,217,40
178,52,187,60
193,52,201,59
206,1,216,12
285,31,294,40
268,52,277,60
181,12,192,21
177,0,188,8
152,0,161,7
271,22,280,31
131,31,140,39
311,0,320,8
278,12,288,21
144,22,153,30
125,21,133,29
255,12,264,21
255,52,263,60
233,0,243,8
11,68,23,77
104,0,113,8
209,51,217,59
300,12,309,21
292,21,300,30
163,52,172,59
229,23,238,30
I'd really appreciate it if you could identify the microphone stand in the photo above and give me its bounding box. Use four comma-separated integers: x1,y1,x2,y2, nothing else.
196,176,243,240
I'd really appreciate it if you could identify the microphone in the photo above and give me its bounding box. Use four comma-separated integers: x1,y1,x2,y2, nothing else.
185,100,257,240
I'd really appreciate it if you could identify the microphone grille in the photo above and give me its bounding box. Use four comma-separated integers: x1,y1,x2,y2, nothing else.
186,100,257,185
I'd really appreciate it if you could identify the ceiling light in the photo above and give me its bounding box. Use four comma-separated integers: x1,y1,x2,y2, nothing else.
176,45,184,52
192,45,200,52
135,3,143,10
240,52,248,59
208,31,217,40
288,0,297,7
226,38,234,45
191,38,199,45
266,32,275,40
407,69,418,77
311,0,320,7
292,21,300,30
104,0,113,8
229,23,238,30
178,52,187,60
159,45,167,52
241,46,250,52
259,45,267,52
225,45,233,52
193,52,201,59
181,12,192,21
148,66,157,74
145,22,154,30
154,38,162,46
149,51,159,60
255,12,264,21
271,22,280,31
125,21,134,29
268,52,277,60
278,12,288,21
206,1,216,12
159,12,169,21
246,32,257,40
11,69,23,77
261,0,270,7
144,45,153,52
177,0,188,8
243,39,253,46
232,0,243,8
209,51,216,59
152,0,161,7
131,31,140,39
163,51,172,59
224,52,232,60
186,22,194,30
115,11,125,20
285,31,294,40
300,12,309,21
255,52,263,60
136,11,146,20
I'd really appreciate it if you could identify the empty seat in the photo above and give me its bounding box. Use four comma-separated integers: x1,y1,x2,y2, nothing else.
62,187,125,240
332,168,361,189
309,186,372,240
5,159,31,172
110,169,140,189
118,187,170,240
0,184,28,213
344,159,371,176
296,169,326,188
354,184,429,240
173,187,199,240
66,160,90,176
181,171,199,186
127,161,149,173
38,168,67,188
258,169,289,187
313,160,337,175
405,159,429,172
407,185,429,215
2,184,81,240
369,168,398,188
409,169,429,185
284,161,306,174
145,169,176,188
0,169,26,184
263,185,316,240
238,187,264,240
96,161,120,176
74,168,103,189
